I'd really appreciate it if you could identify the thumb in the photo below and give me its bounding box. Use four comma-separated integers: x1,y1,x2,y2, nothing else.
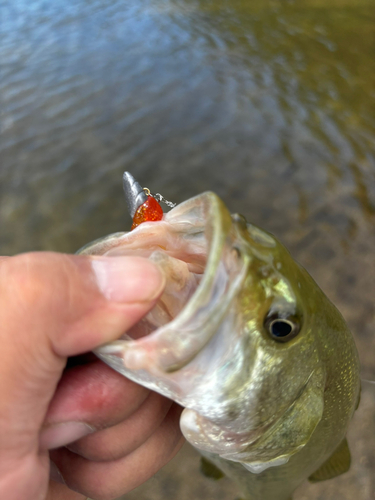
0,252,164,460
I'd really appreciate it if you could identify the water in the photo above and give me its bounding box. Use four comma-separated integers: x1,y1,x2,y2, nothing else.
0,0,374,498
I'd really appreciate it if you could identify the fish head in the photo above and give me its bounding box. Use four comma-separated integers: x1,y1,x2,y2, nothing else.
79,191,358,474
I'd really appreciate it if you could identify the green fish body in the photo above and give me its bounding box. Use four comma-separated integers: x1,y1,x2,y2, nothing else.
79,192,360,500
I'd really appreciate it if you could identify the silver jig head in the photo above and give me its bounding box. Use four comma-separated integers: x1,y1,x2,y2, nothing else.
122,171,148,218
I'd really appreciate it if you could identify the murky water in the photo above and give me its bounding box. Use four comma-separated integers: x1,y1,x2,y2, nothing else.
1,0,374,498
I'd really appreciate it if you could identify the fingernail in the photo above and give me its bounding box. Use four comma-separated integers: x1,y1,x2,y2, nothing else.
40,422,94,450
49,460,65,485
91,256,165,302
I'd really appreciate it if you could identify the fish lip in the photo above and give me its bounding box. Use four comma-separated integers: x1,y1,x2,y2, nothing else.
93,191,250,375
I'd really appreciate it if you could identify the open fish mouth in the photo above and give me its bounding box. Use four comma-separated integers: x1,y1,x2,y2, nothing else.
79,192,250,400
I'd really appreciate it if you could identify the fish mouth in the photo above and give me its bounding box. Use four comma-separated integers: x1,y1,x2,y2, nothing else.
81,192,250,399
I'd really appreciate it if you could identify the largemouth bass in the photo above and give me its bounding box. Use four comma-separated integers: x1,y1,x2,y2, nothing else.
79,174,360,500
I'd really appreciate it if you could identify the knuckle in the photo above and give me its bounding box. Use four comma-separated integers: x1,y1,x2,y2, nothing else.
78,479,121,500
67,439,114,462
0,252,89,315
68,430,135,462
0,253,45,311
1,253,57,304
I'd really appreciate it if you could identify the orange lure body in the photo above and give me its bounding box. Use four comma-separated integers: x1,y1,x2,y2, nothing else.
131,195,163,230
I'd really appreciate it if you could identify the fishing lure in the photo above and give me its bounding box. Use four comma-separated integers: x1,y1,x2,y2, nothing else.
122,171,175,229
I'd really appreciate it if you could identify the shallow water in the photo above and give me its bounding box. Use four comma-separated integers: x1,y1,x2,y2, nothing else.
0,0,374,498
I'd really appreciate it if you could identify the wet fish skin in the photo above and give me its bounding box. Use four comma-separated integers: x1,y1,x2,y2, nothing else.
79,192,360,500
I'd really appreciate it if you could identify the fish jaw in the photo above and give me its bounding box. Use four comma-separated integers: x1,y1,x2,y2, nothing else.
91,191,253,400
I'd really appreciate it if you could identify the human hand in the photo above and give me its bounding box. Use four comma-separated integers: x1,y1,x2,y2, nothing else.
0,253,184,500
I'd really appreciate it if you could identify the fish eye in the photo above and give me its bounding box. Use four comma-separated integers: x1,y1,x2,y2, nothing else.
264,313,301,343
